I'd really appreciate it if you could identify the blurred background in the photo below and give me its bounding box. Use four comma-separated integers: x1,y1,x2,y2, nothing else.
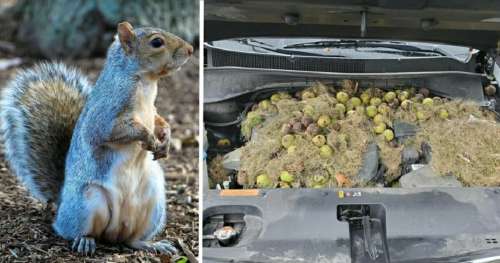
0,0,199,262
0,0,199,58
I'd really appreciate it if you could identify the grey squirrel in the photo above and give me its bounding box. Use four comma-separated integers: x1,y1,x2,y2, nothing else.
0,21,193,255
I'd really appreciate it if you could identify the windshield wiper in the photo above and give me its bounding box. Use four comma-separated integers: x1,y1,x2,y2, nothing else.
284,40,446,57
238,38,345,57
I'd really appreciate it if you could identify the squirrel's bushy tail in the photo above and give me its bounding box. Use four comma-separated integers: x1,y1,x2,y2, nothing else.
0,63,91,203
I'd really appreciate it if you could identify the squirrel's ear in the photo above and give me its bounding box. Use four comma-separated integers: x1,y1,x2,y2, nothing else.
117,22,136,54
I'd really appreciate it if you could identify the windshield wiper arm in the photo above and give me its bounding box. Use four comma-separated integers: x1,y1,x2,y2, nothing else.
238,38,345,57
284,40,361,49
284,40,446,56
356,49,442,57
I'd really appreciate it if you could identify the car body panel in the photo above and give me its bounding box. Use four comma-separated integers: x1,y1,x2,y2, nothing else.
204,188,500,262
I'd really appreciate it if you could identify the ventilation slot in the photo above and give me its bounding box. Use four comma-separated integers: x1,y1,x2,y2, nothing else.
211,49,366,73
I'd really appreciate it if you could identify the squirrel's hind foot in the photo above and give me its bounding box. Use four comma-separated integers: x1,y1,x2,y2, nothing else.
72,236,96,256
128,239,178,255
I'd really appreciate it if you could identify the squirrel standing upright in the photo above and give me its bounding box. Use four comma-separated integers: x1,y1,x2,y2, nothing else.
0,21,193,255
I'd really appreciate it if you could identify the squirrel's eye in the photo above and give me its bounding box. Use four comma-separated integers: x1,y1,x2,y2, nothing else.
150,38,164,48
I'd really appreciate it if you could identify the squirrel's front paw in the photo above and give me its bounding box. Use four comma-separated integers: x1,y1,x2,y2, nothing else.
141,133,160,152
141,132,169,160
153,126,171,160
154,123,171,143
152,140,170,160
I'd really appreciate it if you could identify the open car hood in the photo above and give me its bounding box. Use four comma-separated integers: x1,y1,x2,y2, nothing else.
205,0,500,51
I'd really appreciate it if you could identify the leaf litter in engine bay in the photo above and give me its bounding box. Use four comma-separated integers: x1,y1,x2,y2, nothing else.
215,80,500,188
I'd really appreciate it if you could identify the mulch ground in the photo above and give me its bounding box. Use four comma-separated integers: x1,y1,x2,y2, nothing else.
0,51,199,262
